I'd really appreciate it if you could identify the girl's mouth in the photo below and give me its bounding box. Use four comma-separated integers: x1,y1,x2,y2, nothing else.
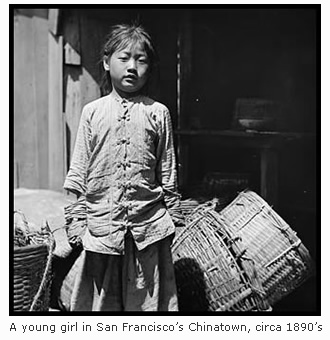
124,75,137,81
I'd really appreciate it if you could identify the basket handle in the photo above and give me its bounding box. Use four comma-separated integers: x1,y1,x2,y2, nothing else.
29,236,55,311
14,210,30,234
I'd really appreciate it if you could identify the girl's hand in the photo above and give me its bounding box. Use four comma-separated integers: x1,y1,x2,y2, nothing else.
52,227,73,258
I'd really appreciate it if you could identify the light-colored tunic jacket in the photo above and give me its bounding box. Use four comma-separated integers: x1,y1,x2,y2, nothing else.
64,91,180,255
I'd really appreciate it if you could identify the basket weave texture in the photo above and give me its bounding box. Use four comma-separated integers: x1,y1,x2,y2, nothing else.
13,211,54,312
13,243,53,311
172,191,314,311
218,190,314,306
172,201,270,311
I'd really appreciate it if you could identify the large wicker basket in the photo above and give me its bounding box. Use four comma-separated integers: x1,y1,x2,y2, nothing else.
218,190,314,306
172,201,270,311
13,242,53,311
13,211,54,312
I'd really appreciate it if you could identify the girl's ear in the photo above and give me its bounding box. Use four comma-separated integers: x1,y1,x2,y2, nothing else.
103,57,110,71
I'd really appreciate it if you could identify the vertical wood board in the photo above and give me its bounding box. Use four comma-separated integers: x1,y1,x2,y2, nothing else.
14,13,39,188
48,33,65,191
33,14,49,189
79,13,102,107
64,66,83,167
63,11,81,65
48,9,61,35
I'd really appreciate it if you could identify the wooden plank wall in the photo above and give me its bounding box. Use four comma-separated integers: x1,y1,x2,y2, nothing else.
63,10,82,171
48,32,65,191
14,9,66,192
63,10,105,169
14,10,49,189
14,8,180,191
14,9,106,191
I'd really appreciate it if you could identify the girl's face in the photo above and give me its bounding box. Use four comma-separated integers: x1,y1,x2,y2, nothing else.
104,43,150,97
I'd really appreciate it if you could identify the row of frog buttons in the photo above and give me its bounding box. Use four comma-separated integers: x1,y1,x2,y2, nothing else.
118,99,131,212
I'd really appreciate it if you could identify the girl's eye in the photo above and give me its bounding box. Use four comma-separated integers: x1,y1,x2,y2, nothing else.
138,59,148,64
118,56,129,61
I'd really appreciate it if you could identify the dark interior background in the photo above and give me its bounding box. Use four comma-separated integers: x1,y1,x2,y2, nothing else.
80,7,319,313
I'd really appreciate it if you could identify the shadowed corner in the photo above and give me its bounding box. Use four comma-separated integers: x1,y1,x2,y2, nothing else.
174,257,209,311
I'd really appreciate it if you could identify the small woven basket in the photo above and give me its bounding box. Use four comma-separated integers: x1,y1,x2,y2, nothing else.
218,190,314,306
172,201,270,311
13,211,54,312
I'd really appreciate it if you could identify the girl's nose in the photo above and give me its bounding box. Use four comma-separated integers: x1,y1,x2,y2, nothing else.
127,59,137,71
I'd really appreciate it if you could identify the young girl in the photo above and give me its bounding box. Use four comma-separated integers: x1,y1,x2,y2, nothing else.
62,23,182,311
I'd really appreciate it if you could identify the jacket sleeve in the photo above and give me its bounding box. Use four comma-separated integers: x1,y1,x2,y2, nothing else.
156,108,184,227
63,105,92,196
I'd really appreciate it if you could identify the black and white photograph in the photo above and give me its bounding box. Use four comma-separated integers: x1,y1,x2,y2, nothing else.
10,3,321,320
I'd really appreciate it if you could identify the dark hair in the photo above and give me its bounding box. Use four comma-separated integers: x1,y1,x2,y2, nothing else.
100,23,159,96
